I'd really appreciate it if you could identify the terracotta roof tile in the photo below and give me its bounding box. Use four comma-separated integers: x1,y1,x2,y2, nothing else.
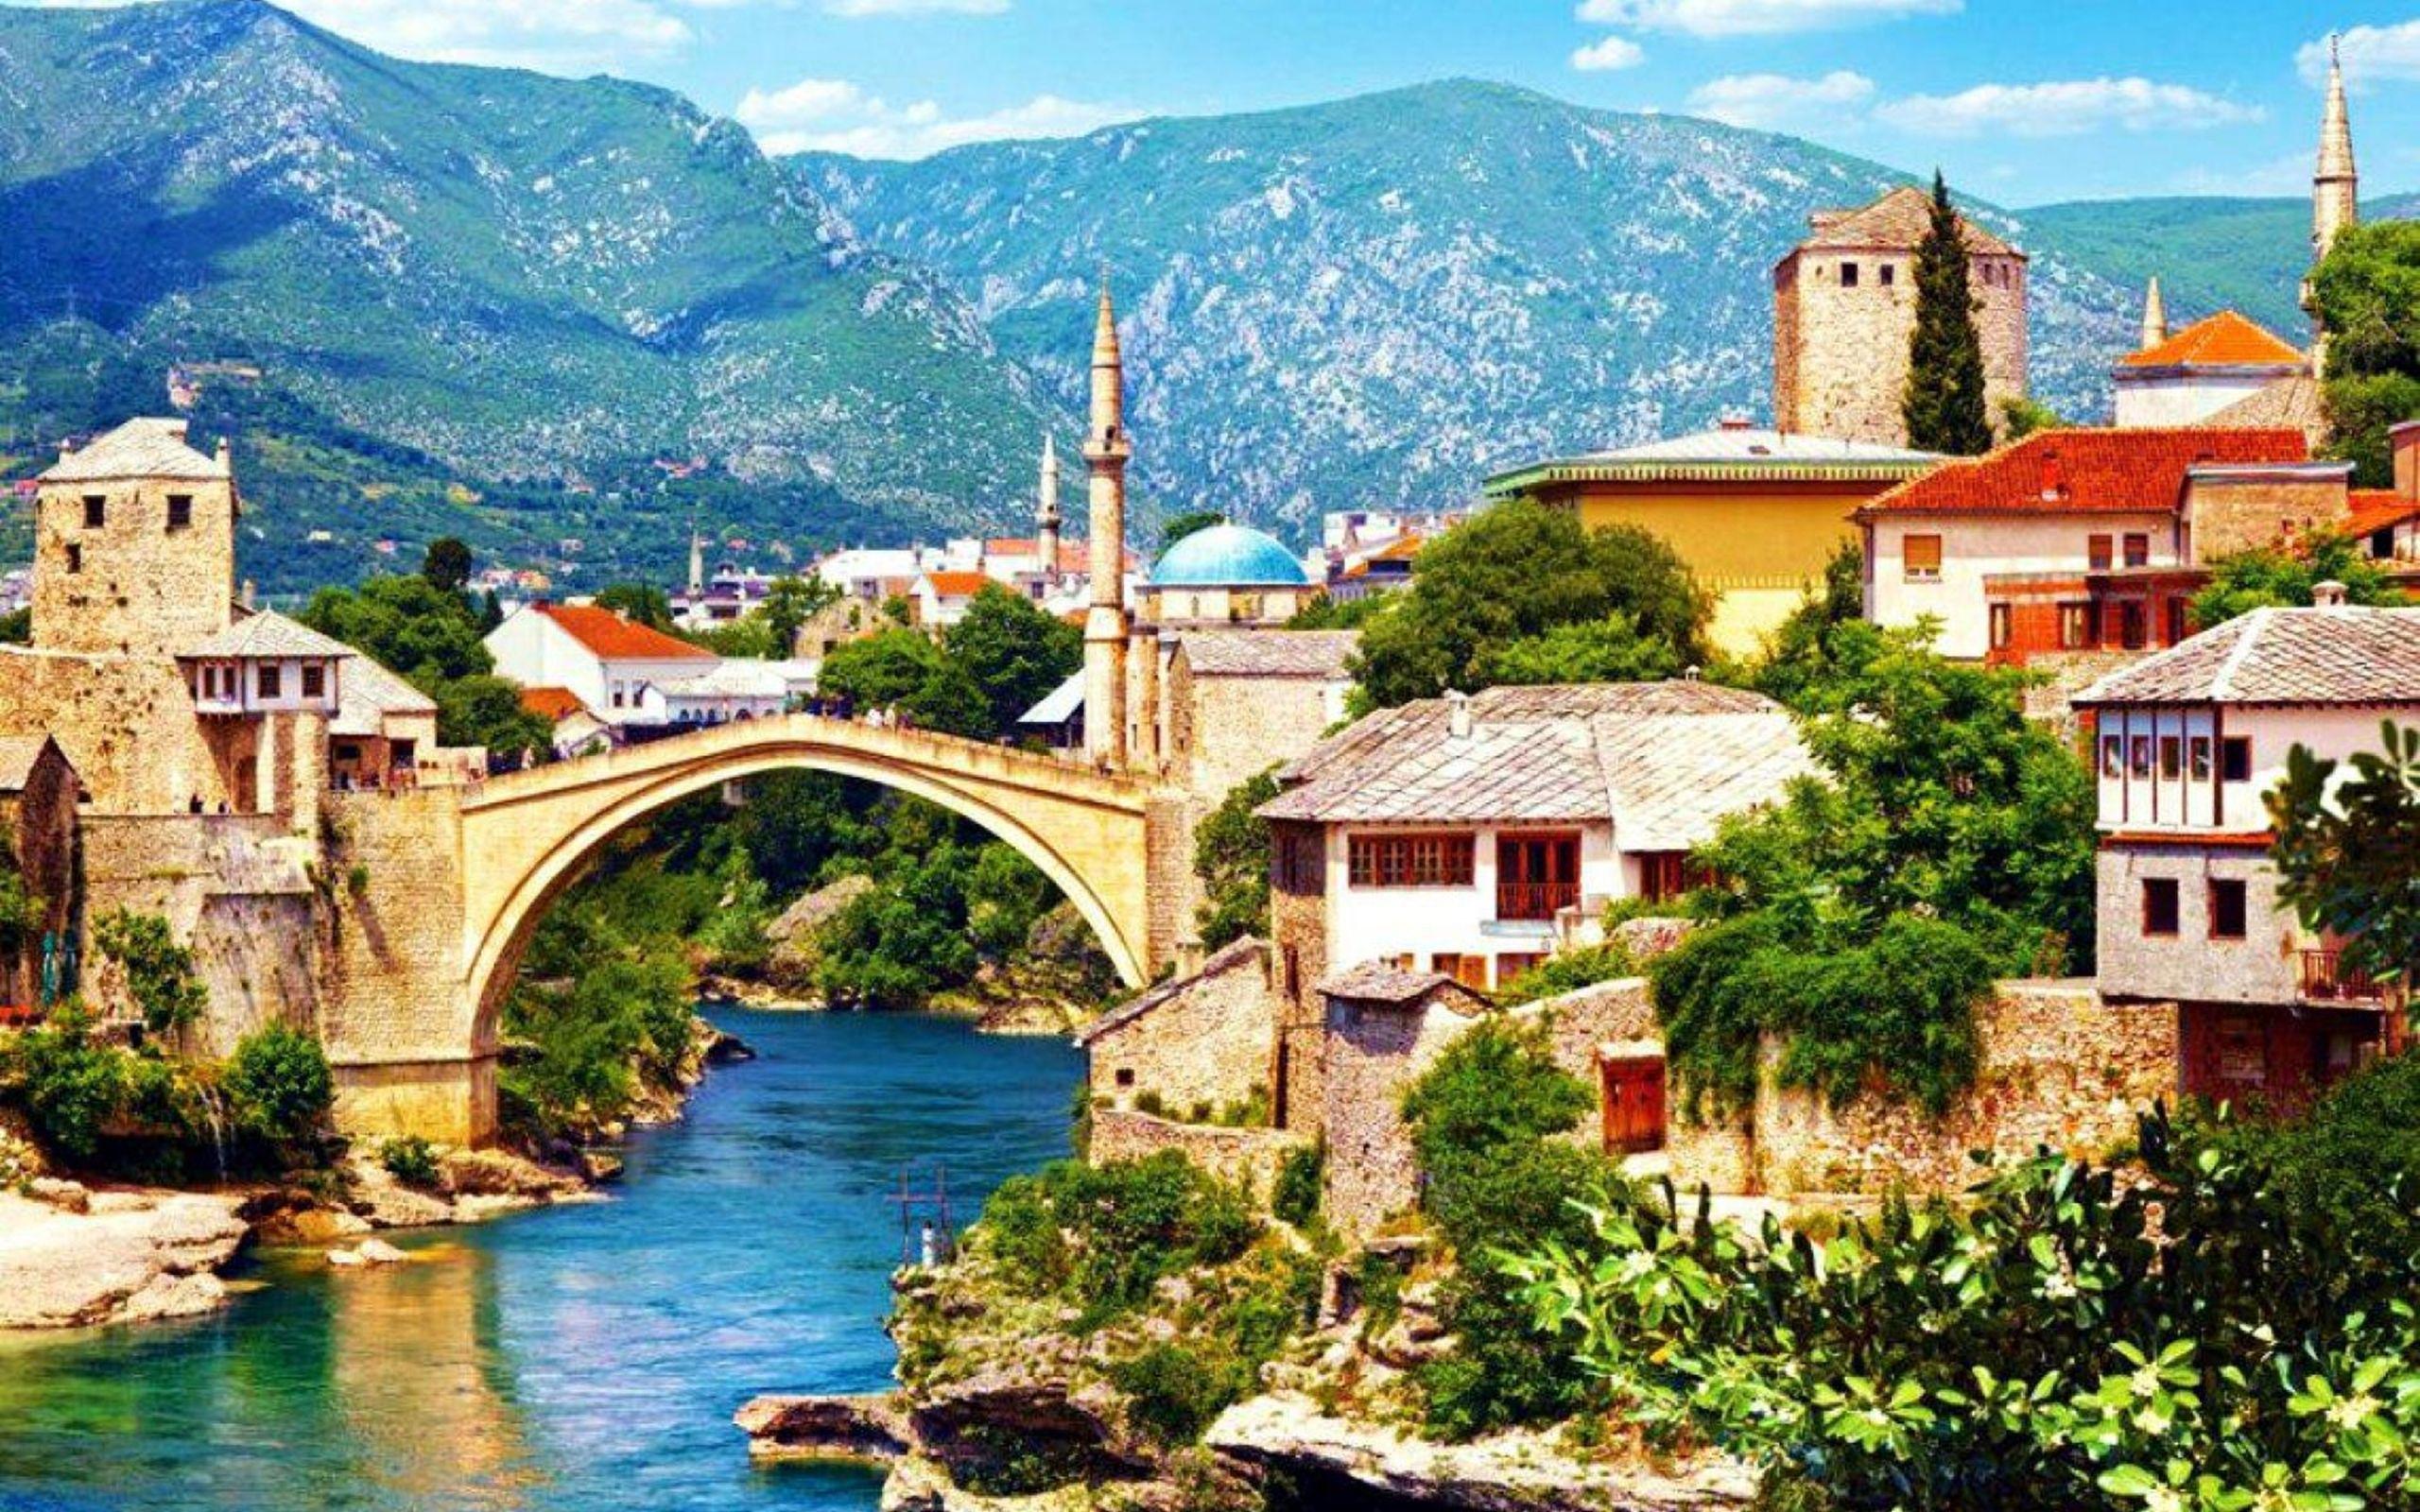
1792,185,2017,257
2346,490,2420,539
535,604,714,661
921,571,991,598
2073,607,2420,706
2121,311,2306,370
518,685,587,721
1854,427,2308,519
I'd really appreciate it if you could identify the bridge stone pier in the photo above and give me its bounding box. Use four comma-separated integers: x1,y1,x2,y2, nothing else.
318,716,1186,1145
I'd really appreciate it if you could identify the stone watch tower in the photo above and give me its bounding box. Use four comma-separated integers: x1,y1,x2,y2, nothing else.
33,417,237,658
1081,281,1132,767
2305,34,2358,363
1036,433,1063,588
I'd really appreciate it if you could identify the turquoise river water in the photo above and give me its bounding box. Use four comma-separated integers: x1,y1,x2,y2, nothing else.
0,1009,1081,1512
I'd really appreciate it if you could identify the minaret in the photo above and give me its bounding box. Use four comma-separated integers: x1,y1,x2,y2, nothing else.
2307,33,2358,363
1035,433,1063,587
2138,277,2168,352
686,514,705,598
1081,280,1132,767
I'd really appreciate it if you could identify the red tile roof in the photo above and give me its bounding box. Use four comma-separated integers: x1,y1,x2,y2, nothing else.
921,570,992,598
519,685,588,721
534,603,714,661
985,537,1039,558
2121,311,2305,370
1854,427,2309,519
2348,490,2420,538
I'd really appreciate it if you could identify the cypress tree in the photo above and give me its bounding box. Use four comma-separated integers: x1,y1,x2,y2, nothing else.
1902,171,1995,455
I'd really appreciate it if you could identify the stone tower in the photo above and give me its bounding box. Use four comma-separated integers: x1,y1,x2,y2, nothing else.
2306,34,2358,359
1081,282,1132,766
1772,185,2029,449
2139,277,2169,352
1036,433,1063,587
33,417,237,658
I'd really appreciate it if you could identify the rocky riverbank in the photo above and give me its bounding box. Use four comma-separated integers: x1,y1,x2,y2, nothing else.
0,1184,251,1330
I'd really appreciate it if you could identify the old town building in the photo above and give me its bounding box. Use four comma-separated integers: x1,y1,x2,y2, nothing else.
2075,600,2420,1108
1772,185,2029,449
483,602,717,730
2112,310,2309,430
1483,420,1939,654
0,736,78,1012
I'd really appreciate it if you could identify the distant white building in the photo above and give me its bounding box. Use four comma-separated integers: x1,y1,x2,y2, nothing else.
483,603,716,729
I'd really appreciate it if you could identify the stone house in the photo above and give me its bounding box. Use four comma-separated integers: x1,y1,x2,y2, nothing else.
0,735,78,1013
1772,185,2029,450
482,602,716,729
2074,600,2420,1108
330,653,443,790
1853,426,2326,663
1076,936,1277,1117
1317,963,1494,1239
1157,629,1355,809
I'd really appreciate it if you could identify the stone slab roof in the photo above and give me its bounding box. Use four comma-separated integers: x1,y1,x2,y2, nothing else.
1595,712,1821,851
1177,629,1358,679
2073,607,2420,707
0,735,62,792
2205,376,2325,440
1075,936,1266,1046
1853,427,2309,519
1317,961,1482,1008
181,610,354,662
1793,185,2018,257
1259,680,1801,827
332,654,438,737
2119,310,2306,371
41,418,228,484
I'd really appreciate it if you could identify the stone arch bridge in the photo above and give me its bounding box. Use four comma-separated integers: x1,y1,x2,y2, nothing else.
321,717,1186,1144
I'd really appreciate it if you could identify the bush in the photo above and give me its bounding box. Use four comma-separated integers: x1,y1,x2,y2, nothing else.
223,1024,333,1145
1270,1142,1323,1228
1112,1342,1255,1447
94,910,207,1037
379,1135,441,1188
971,1152,1260,1326
0,1009,131,1159
1495,942,1638,1006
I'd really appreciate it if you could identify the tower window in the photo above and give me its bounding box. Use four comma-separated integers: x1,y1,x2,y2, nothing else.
167,495,193,531
1877,263,1895,287
64,543,81,575
82,495,106,529
1840,262,1859,287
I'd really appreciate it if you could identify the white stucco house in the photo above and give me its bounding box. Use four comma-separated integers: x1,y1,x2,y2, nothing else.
483,603,716,729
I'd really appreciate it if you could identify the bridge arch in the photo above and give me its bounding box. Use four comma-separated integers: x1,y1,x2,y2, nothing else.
458,721,1167,1063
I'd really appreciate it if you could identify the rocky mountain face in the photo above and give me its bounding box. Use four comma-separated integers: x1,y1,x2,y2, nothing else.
797,80,2145,533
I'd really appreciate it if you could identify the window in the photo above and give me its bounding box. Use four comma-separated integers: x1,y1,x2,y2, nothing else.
2208,880,2247,940
1115,1067,1134,1089
82,494,105,529
2166,598,2189,645
1346,833,1476,888
63,543,81,575
1902,534,1943,582
2087,534,2114,570
2119,602,2147,650
2188,735,2212,782
300,663,325,699
1878,263,1895,287
1841,261,1859,287
2130,736,2152,779
1639,851,1703,904
2221,738,2252,782
256,664,282,699
2100,735,2123,780
2059,602,2093,649
1989,602,2013,649
2159,736,2182,781
166,494,192,531
2142,878,2181,936
2123,533,2151,568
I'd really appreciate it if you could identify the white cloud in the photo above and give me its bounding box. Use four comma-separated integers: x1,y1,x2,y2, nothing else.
33,0,699,70
1575,0,1958,38
2171,151,2317,198
822,0,1010,14
735,79,1143,158
1875,77,2262,138
2299,22,2420,87
1569,34,1646,72
1686,69,1874,129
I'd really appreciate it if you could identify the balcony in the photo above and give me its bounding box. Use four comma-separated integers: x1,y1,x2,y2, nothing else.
1496,880,1581,922
2301,950,2388,1004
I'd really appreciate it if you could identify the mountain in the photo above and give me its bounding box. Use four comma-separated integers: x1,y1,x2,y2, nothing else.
0,0,1055,591
795,80,2143,534
2019,193,2420,341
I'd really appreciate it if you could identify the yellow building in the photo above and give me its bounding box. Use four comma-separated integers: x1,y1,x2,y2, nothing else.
1481,421,1940,656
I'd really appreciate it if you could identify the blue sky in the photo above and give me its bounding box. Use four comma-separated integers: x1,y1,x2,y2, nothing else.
114,0,2420,205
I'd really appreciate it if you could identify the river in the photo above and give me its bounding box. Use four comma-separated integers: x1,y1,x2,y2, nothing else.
0,1009,1081,1512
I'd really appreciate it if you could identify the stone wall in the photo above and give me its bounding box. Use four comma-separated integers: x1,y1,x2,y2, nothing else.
33,474,236,660
1319,989,1487,1242
1748,981,2175,1195
2187,472,2353,560
0,648,233,815
0,744,78,1005
1776,248,2027,447
1267,819,1331,1131
1084,940,1276,1117
1088,1108,1312,1203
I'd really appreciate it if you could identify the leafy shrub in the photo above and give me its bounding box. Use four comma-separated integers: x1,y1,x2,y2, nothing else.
0,1009,131,1159
971,1152,1259,1326
379,1135,441,1188
1112,1342,1256,1447
1495,942,1638,1006
1270,1142,1323,1228
1399,1020,1592,1175
94,910,207,1037
223,1025,333,1145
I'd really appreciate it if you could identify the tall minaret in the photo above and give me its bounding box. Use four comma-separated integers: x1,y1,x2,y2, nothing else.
2138,277,2168,352
1081,280,1132,767
2307,33,2358,362
686,514,705,597
1035,433,1063,587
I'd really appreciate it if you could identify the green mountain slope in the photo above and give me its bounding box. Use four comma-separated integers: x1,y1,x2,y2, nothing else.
0,0,1056,591
795,79,2141,533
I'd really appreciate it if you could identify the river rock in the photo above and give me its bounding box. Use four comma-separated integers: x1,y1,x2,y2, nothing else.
26,1177,90,1214
578,1150,625,1183
1205,1393,1755,1512
326,1247,366,1266
0,1189,249,1329
735,1392,915,1461
263,1205,373,1245
357,1238,407,1264
440,1148,583,1200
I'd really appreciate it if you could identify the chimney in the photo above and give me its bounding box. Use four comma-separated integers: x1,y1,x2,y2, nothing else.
2313,579,2348,608
57,437,74,458
239,579,256,610
2393,421,2420,500
1444,689,1472,740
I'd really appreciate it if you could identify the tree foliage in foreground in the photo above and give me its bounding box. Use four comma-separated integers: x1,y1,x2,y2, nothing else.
1192,767,1280,951
2188,534,2406,628
2270,721,2420,1000
2308,220,2420,488
1902,171,1995,457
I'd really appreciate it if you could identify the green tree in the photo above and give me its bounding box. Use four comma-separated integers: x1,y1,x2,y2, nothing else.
760,575,834,659
592,581,674,630
1158,510,1225,548
1350,500,1710,708
94,910,207,1037
964,843,1057,959
1998,394,2066,440
420,536,474,594
1478,610,1681,687
1902,172,1995,455
222,1024,334,1146
1193,768,1281,949
2308,222,2420,485
943,583,1083,733
1284,592,1387,630
0,608,30,645
424,673,552,758
2188,533,2406,628
2269,721,2420,1005
299,575,493,683
2322,373,2420,489
1750,539,1866,710
818,627,993,737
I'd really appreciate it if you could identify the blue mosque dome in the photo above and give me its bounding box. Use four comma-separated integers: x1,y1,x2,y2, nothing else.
1150,524,1310,587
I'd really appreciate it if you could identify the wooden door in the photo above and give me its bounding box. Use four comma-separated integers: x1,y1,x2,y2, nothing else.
1599,1055,1667,1155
